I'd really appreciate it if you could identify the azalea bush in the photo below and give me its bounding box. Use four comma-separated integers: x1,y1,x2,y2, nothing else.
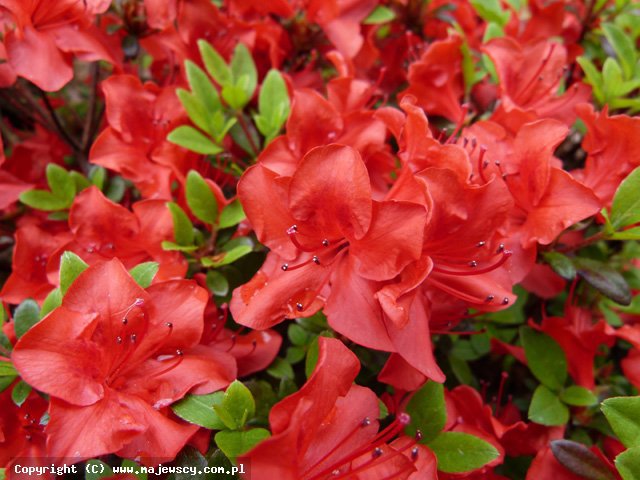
1,0,640,478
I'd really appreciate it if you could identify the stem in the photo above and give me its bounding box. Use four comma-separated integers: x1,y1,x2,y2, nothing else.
39,90,83,153
556,231,605,253
81,62,101,155
235,112,259,158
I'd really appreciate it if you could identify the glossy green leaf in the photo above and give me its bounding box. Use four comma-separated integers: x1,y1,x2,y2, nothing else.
229,43,257,106
198,40,231,87
219,199,246,228
428,432,500,473
222,380,255,429
528,385,570,426
19,190,70,211
60,251,89,294
267,358,294,380
470,0,509,26
544,252,577,280
202,245,252,267
185,60,221,113
129,262,159,288
186,170,219,224
40,288,62,318
14,299,40,339
167,202,195,246
610,227,640,240
520,327,567,390
206,270,229,296
89,166,106,190
405,381,446,443
611,167,640,229
574,258,632,306
177,88,210,134
168,126,223,155
616,446,640,480
214,428,270,459
0,361,17,377
602,23,637,79
171,392,226,430
11,380,32,407
363,5,396,24
46,164,75,203
602,396,640,448
255,69,290,143
560,386,598,407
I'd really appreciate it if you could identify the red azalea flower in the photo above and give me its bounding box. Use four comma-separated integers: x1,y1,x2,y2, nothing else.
243,337,420,479
572,104,640,205
90,75,192,199
47,186,187,282
12,259,236,462
483,37,590,125
0,0,116,91
231,144,426,349
400,35,465,122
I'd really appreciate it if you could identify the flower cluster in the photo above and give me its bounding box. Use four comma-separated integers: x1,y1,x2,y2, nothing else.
0,0,639,479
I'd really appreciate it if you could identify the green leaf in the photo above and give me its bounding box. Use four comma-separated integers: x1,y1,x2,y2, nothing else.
222,380,255,429
168,126,222,155
616,446,640,480
520,327,567,391
19,190,70,211
574,258,632,306
602,23,637,79
206,270,229,296
611,167,640,229
560,386,598,407
11,380,32,407
405,380,446,443
70,171,91,192
544,252,577,280
177,88,210,135
428,432,500,473
528,384,570,426
129,262,159,288
578,57,605,104
161,241,198,252
470,0,510,26
602,396,640,448
603,57,625,99
185,60,221,114
214,428,270,459
186,170,219,224
0,376,14,394
202,245,252,267
14,299,41,339
267,357,295,380
550,440,617,480
363,5,396,24
0,361,17,377
288,324,313,347
198,40,232,87
167,202,195,246
171,392,226,430
105,176,126,202
229,44,257,107
89,166,107,190
219,199,246,228
305,336,320,379
85,460,114,480
40,288,62,318
46,164,75,203
255,69,290,143
59,251,89,294
610,227,640,240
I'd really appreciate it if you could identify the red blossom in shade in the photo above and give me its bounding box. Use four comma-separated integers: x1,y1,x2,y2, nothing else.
400,35,465,122
0,222,72,304
572,104,640,205
90,75,193,199
537,305,615,390
483,37,590,125
0,0,117,91
11,259,236,462
48,186,187,282
242,337,419,479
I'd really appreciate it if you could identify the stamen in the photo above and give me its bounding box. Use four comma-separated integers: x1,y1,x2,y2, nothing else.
477,146,488,184
432,250,512,276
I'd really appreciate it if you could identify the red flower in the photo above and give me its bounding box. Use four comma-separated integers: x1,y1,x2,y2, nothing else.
12,259,236,462
483,37,590,125
231,144,426,350
0,0,116,91
90,75,192,199
243,337,419,479
400,35,465,122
